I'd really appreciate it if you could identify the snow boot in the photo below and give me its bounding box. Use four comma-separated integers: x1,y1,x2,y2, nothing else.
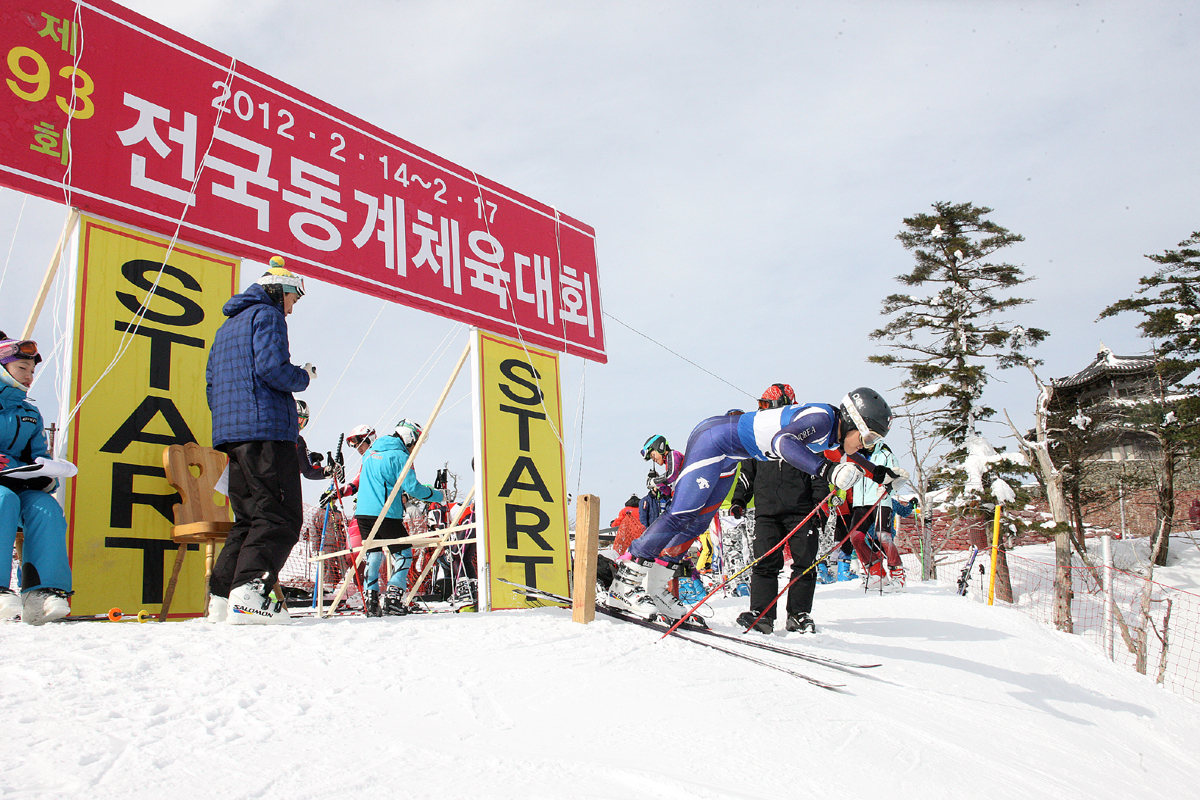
737,610,773,634
227,576,291,624
1,587,21,622
836,559,856,581
22,588,70,625
205,595,228,624
785,612,817,634
816,563,834,584
889,565,907,589
863,560,887,592
364,589,381,617
645,559,691,621
607,558,656,619
382,586,410,616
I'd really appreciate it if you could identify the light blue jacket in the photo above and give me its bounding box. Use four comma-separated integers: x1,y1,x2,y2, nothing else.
852,443,899,507
355,435,443,519
0,383,47,469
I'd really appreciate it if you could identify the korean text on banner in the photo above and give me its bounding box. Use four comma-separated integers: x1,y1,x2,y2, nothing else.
63,215,238,617
475,331,570,611
0,0,605,362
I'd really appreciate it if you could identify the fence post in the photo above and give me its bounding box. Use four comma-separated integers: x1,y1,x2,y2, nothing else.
988,505,1002,606
1103,533,1114,660
572,495,600,624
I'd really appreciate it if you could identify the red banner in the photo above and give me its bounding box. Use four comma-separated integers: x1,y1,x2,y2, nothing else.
0,0,605,362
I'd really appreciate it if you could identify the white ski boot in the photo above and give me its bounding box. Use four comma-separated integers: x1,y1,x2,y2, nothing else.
22,588,70,625
227,576,290,625
205,595,228,623
608,558,656,619
1,587,22,622
645,560,694,624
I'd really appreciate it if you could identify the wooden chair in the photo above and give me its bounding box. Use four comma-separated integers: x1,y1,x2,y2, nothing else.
160,443,232,621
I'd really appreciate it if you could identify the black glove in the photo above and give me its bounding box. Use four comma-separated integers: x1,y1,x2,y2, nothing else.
323,463,345,483
319,488,336,507
434,468,448,491
729,504,744,520
309,452,324,465
870,465,903,487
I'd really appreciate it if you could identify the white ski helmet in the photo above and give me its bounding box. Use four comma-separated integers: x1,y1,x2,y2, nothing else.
394,418,422,448
346,424,375,448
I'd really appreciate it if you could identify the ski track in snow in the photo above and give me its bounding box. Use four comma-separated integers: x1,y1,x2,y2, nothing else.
3,583,1199,799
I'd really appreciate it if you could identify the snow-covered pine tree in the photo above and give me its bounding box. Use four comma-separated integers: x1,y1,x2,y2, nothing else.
871,202,1047,584
1099,232,1200,567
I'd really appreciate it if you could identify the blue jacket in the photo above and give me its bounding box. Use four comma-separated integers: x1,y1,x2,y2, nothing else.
735,403,878,479
355,435,444,519
0,383,47,468
206,284,309,447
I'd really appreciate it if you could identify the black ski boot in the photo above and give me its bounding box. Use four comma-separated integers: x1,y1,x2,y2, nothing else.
737,610,773,634
364,590,381,617
382,586,410,616
785,612,816,634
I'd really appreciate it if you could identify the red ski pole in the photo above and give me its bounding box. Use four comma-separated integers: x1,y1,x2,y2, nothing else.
659,490,836,639
740,485,896,634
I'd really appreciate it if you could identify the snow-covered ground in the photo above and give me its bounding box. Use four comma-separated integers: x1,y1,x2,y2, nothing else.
5,573,1200,800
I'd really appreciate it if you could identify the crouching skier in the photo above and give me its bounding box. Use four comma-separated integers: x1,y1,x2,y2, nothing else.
612,388,906,624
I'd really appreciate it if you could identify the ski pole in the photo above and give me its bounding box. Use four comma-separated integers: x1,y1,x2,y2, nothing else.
660,490,836,639
741,485,895,634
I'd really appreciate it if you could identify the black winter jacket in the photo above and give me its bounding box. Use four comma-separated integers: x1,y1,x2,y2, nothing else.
731,457,826,519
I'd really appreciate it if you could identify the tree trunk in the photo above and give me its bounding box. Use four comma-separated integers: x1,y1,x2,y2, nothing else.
1155,451,1174,567
1053,528,1073,633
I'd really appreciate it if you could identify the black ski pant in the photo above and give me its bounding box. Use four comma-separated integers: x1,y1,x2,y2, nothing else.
749,513,819,620
210,439,304,598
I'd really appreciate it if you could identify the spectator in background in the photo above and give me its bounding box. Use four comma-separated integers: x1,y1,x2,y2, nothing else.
639,434,683,529
612,494,645,556
728,384,826,634
295,399,341,482
0,334,73,625
206,262,314,625
1188,497,1200,528
849,441,912,588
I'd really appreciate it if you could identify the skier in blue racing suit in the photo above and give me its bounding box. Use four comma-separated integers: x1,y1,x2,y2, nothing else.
612,387,907,621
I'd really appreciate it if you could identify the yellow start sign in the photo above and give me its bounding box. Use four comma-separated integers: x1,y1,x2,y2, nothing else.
63,216,238,617
473,330,570,610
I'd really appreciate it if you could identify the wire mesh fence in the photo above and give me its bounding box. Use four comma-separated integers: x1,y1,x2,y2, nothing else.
929,545,1200,702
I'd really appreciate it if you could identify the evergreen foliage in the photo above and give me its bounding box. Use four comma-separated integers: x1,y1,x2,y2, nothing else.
872,202,1047,513
1098,233,1200,565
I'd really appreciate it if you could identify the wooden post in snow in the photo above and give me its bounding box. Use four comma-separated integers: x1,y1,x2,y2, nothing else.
572,494,600,624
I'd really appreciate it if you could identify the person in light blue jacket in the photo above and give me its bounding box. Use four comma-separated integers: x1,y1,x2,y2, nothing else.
0,334,71,625
355,419,444,616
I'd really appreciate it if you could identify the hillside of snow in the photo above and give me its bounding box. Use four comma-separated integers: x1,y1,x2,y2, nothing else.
4,575,1199,799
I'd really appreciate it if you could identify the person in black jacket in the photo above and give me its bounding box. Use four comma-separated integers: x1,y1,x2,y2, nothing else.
728,383,828,634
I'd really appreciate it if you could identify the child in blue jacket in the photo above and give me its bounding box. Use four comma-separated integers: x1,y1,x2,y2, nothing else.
0,334,72,625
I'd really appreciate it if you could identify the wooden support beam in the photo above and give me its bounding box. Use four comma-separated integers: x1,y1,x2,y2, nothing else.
572,494,600,624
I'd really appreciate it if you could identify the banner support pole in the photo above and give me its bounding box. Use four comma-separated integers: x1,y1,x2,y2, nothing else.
22,208,79,339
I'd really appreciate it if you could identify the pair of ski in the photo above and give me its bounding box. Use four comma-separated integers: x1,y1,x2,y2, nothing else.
501,579,878,691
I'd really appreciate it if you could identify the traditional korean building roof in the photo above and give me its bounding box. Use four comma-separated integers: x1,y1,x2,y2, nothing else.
1052,344,1156,390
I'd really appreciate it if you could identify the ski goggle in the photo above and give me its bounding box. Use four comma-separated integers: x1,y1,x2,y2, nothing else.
0,339,41,364
861,430,883,448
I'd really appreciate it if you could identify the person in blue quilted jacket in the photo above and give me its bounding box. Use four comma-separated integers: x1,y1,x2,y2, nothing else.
205,259,315,625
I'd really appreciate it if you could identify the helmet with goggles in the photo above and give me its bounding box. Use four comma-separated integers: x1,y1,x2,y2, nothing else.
758,383,796,410
641,434,670,461
840,387,892,448
347,424,376,448
0,334,41,366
